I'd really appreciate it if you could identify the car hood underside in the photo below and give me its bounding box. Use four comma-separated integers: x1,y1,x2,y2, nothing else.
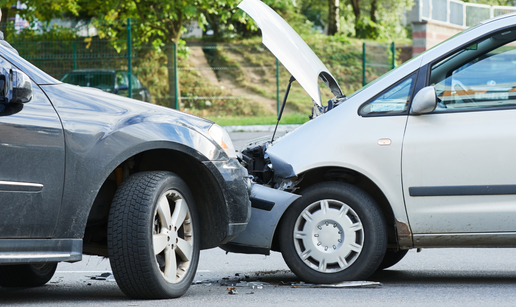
238,0,343,107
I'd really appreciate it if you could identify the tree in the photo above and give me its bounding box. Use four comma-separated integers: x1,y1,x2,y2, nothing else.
328,0,339,35
0,0,79,23
104,0,249,108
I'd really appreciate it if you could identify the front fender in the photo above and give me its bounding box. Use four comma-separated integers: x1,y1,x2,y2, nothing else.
40,83,225,238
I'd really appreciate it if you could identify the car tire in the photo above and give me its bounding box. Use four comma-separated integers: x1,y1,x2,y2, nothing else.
0,263,57,287
278,181,387,284
377,250,408,270
107,171,199,299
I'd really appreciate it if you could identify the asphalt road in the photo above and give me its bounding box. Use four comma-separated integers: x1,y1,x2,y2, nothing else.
2,131,516,306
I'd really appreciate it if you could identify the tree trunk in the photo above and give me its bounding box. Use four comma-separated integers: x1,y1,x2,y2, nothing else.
1,6,11,38
328,0,340,36
349,0,360,35
165,42,181,109
370,0,377,23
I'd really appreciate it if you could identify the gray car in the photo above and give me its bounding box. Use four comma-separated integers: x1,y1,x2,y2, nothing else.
0,42,250,299
61,69,152,103
223,0,516,284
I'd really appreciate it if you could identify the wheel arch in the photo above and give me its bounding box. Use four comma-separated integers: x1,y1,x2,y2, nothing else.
271,166,401,252
83,146,230,256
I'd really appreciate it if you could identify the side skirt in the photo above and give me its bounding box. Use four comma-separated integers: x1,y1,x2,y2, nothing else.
0,239,82,264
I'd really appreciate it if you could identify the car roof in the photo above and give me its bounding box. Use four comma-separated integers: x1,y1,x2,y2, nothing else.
67,69,117,74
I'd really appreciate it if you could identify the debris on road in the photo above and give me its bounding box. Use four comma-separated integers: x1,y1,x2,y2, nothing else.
88,272,116,282
227,287,238,295
193,280,212,285
290,281,382,288
234,281,270,288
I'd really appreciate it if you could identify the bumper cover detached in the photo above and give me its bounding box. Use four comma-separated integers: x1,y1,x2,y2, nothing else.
220,184,300,255
205,158,252,244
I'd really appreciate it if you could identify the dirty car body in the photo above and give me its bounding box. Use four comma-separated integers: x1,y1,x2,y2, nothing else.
0,43,250,299
223,0,516,284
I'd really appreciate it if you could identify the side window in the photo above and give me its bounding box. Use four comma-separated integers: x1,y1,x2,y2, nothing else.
116,73,128,88
430,29,516,111
359,74,415,116
130,75,141,89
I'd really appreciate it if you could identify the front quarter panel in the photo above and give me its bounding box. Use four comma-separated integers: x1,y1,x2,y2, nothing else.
40,83,224,238
266,57,423,226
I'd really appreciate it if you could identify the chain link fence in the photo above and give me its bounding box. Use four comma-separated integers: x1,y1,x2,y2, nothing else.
3,19,399,117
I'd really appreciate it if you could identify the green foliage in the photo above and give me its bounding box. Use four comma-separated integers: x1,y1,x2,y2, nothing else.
133,43,265,117
0,0,79,22
206,113,309,126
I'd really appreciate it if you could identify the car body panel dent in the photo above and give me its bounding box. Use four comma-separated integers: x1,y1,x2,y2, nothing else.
40,83,227,238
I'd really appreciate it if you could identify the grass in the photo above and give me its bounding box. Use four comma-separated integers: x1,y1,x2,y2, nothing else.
206,113,310,126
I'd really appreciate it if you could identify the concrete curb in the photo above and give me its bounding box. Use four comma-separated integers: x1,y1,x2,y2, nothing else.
222,124,302,133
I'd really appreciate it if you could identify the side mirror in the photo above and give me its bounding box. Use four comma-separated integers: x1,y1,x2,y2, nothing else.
410,86,437,115
118,84,128,91
0,69,33,104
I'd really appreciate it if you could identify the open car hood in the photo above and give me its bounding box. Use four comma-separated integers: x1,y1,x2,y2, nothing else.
238,0,343,106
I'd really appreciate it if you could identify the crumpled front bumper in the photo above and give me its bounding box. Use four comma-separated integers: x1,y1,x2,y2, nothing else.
205,158,252,243
220,183,300,255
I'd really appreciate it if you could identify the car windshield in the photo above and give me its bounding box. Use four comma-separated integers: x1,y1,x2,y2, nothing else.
61,73,114,90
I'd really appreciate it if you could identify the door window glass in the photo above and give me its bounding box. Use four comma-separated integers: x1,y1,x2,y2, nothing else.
130,75,141,89
430,29,516,111
116,73,128,88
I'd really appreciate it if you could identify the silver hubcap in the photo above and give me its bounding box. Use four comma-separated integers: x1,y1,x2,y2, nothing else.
152,189,193,283
293,199,364,273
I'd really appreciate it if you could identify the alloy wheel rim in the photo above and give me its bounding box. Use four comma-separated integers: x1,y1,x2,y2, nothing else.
152,189,194,283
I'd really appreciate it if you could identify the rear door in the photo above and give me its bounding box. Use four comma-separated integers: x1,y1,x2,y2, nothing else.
0,56,65,238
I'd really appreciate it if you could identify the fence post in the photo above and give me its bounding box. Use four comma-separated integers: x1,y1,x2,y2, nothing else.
174,42,178,110
73,42,77,70
362,42,366,86
391,42,396,69
127,18,132,98
276,57,279,115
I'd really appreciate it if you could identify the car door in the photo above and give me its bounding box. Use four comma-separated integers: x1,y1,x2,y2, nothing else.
402,28,516,235
0,56,65,238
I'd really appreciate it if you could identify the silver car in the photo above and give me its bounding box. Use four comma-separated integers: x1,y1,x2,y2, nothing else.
223,0,516,283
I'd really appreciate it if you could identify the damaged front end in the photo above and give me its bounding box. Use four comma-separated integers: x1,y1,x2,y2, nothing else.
220,0,349,255
220,134,303,255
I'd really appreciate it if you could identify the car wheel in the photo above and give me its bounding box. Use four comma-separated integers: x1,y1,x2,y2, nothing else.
107,171,199,299
377,250,408,270
279,182,387,284
0,263,57,287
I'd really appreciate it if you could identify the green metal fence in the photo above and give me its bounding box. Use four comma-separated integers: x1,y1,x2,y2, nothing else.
362,42,396,86
2,19,399,118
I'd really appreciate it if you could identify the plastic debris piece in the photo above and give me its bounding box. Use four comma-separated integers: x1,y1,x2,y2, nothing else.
89,272,115,282
291,281,382,288
234,280,271,287
227,287,238,295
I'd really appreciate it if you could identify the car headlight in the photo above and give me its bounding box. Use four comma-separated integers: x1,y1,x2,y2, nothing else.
208,124,237,159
